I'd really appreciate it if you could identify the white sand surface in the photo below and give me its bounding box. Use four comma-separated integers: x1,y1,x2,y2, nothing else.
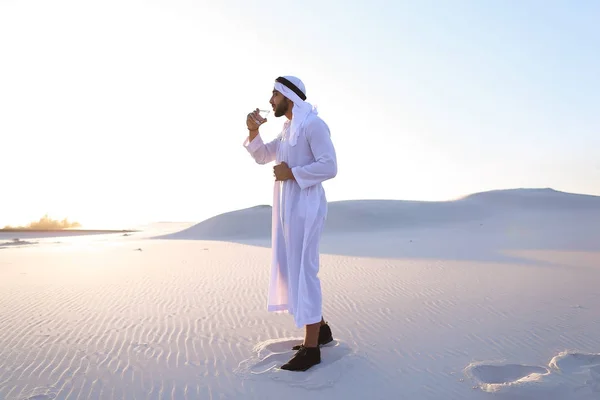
1,188,600,399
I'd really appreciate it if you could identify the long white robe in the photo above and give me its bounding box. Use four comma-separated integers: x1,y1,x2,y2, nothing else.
243,113,337,328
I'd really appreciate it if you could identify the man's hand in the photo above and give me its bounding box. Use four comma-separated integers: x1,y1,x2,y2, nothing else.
247,108,266,131
273,162,295,181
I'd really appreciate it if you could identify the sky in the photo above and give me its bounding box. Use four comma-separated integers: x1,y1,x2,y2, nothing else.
1,0,599,228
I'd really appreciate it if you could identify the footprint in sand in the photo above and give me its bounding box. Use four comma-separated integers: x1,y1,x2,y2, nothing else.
468,363,549,385
549,352,600,393
465,351,600,398
465,361,561,398
234,337,358,389
549,352,600,374
21,387,58,400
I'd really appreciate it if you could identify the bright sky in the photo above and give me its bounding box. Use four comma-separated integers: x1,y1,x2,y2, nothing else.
1,0,599,228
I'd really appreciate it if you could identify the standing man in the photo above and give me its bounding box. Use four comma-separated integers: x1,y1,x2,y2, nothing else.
243,76,338,371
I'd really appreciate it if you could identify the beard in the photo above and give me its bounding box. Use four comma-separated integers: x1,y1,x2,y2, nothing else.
274,99,290,117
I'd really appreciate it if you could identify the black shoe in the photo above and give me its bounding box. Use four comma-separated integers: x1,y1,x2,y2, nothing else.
280,345,320,371
292,323,333,350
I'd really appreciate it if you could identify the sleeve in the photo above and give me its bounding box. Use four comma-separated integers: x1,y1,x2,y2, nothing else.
291,119,338,190
243,133,280,165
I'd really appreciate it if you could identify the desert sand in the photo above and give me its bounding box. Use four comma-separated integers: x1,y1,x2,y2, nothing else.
1,188,600,399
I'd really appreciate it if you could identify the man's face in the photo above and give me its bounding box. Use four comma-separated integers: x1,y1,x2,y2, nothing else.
270,89,290,118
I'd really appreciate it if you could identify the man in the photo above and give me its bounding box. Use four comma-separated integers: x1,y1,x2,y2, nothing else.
243,76,338,371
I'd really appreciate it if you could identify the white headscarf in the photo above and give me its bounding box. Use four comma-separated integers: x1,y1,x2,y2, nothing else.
274,76,318,147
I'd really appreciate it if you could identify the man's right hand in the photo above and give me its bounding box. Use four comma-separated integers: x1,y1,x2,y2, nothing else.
247,108,267,131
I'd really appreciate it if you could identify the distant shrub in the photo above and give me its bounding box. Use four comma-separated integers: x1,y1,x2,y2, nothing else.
3,214,81,230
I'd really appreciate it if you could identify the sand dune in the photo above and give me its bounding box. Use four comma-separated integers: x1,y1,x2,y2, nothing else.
157,188,600,261
157,188,600,241
460,187,600,210
1,188,600,399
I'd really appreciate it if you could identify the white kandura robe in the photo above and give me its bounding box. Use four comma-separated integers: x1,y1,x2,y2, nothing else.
243,113,337,328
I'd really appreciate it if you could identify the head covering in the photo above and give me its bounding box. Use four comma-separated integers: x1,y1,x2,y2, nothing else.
274,76,318,147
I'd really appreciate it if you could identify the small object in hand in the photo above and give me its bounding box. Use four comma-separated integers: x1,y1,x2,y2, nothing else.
247,108,268,130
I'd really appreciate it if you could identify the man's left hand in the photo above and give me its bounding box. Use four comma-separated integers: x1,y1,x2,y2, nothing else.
274,162,295,181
